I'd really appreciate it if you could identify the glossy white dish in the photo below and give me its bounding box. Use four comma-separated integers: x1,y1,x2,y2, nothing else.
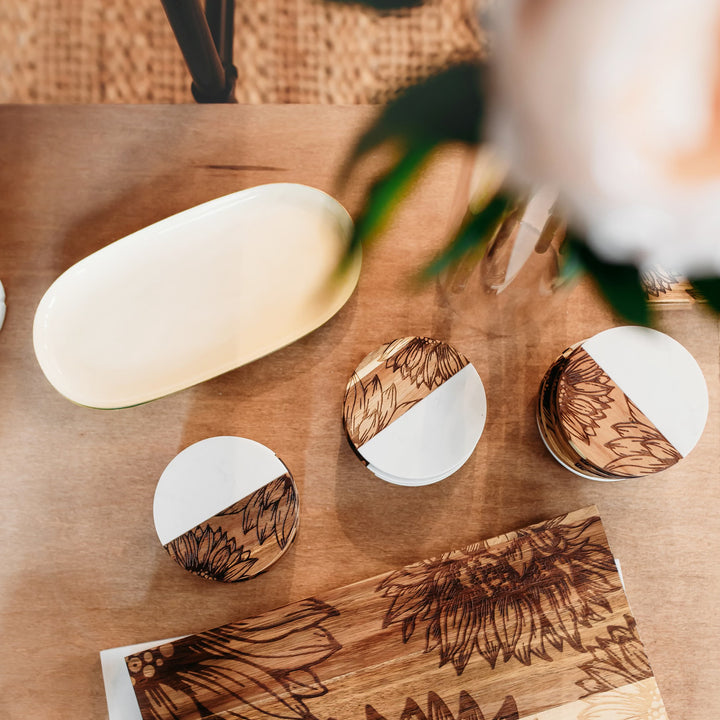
33,184,360,408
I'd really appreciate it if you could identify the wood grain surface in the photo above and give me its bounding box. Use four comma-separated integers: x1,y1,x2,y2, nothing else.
0,105,718,720
126,506,667,720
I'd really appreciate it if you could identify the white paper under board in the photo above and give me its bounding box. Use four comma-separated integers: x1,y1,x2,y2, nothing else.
100,637,185,720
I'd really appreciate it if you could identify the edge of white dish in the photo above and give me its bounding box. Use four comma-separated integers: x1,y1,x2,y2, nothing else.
0,279,5,331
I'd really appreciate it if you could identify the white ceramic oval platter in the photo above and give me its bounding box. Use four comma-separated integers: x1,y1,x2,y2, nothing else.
33,183,360,408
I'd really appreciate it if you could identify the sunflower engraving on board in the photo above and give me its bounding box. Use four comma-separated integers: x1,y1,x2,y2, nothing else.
165,525,257,582
640,267,682,298
577,615,653,696
127,599,341,720
365,691,519,720
556,350,614,445
378,514,619,673
381,337,468,390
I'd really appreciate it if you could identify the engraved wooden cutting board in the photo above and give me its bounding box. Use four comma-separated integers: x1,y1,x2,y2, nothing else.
126,507,668,720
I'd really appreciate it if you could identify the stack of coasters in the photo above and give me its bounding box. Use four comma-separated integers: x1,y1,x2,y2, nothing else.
342,336,487,486
537,326,708,481
153,437,299,582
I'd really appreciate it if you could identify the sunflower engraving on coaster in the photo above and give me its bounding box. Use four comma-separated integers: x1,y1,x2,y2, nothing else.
536,347,614,479
343,337,469,447
126,599,340,720
365,691,520,720
164,474,298,582
556,348,681,477
378,512,619,672
165,526,256,583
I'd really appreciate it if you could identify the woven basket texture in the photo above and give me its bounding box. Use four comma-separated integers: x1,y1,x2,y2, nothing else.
0,0,484,103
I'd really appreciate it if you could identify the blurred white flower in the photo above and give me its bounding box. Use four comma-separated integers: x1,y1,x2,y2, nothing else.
487,0,720,276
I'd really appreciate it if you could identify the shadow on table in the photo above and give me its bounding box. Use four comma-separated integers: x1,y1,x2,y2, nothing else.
329,291,589,570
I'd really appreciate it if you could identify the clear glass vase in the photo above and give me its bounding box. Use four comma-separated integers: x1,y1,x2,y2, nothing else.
438,156,565,337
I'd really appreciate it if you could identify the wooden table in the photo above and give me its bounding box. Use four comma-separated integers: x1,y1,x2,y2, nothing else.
0,105,717,720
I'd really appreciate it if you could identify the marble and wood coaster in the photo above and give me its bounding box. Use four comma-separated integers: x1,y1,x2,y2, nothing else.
343,336,487,486
537,326,708,481
153,437,299,582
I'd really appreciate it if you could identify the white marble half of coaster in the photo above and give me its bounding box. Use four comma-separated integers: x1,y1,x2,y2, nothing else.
359,364,487,485
154,437,287,545
582,326,708,458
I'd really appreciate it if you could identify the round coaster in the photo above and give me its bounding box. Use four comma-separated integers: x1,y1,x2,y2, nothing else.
153,437,299,582
342,337,487,486
537,327,708,480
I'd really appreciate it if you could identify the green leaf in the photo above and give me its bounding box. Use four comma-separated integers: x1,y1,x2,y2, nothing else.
336,61,486,272
421,192,514,278
344,140,435,260
566,233,650,326
557,237,586,285
325,0,423,8
343,62,485,175
689,277,720,312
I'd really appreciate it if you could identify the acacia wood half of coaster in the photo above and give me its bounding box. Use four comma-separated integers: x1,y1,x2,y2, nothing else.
153,437,299,582
537,326,708,480
343,336,487,486
125,506,670,720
